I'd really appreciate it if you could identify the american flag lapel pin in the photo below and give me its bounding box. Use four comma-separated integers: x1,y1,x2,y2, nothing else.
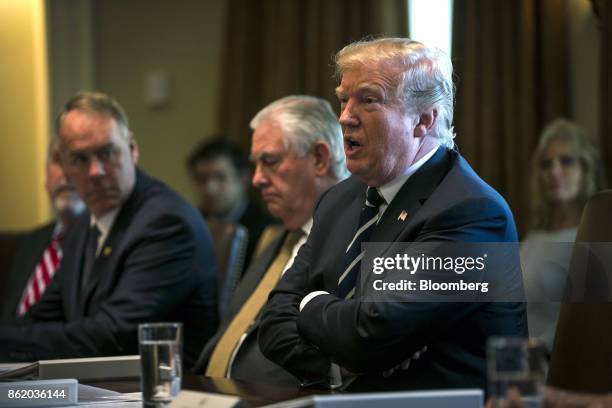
398,210,408,222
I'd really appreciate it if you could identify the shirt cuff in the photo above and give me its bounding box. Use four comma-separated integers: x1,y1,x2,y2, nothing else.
299,291,329,311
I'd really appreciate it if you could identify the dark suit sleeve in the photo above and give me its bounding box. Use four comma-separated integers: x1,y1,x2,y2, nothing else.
264,197,517,375
0,213,201,362
0,224,54,321
23,269,65,323
258,236,333,387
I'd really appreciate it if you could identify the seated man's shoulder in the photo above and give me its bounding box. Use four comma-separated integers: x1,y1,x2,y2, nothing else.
317,175,364,208
140,173,198,214
126,171,205,230
438,153,513,217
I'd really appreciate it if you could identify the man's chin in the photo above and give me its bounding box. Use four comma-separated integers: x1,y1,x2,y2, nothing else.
265,204,283,219
347,162,367,178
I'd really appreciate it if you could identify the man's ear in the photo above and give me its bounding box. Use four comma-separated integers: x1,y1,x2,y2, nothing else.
129,133,139,164
312,141,331,176
414,108,437,138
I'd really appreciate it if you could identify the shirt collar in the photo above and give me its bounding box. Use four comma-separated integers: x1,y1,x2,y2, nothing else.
377,145,440,205
90,207,120,238
301,218,313,236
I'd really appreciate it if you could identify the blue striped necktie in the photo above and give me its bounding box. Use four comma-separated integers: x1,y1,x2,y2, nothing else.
337,187,385,298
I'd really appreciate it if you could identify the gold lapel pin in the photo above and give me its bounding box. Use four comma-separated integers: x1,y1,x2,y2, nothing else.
398,210,408,222
102,246,112,256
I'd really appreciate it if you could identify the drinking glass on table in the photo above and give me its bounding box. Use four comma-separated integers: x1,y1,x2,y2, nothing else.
139,322,182,407
487,337,548,408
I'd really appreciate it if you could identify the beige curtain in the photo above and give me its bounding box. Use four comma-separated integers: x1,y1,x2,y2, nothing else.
217,0,408,151
452,0,571,235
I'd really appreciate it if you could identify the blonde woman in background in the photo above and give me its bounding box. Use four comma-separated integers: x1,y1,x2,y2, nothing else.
521,118,604,353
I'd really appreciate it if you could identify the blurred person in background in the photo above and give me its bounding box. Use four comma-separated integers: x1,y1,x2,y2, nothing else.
0,137,85,319
187,138,277,268
521,118,604,352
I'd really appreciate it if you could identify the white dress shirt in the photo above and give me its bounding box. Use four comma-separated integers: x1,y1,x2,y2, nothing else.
90,208,120,256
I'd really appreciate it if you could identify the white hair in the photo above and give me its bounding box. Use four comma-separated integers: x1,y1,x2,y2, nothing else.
250,95,349,180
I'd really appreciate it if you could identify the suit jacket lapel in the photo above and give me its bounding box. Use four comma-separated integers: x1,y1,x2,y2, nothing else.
370,147,451,246
196,231,288,367
222,231,287,329
80,169,151,313
81,220,123,310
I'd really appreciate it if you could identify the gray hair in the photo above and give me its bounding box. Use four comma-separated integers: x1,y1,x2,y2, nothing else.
56,91,130,139
250,95,349,180
335,37,455,148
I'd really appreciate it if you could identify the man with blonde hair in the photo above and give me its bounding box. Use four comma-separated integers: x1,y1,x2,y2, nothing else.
259,38,527,391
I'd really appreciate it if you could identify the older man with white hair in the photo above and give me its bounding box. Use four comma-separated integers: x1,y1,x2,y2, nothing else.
194,95,348,386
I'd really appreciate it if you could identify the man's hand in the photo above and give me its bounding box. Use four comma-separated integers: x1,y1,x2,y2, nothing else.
485,388,524,408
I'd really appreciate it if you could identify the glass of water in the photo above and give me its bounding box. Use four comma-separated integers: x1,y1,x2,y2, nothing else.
487,337,548,408
139,322,183,407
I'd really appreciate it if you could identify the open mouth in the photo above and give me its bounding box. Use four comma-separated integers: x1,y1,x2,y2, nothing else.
344,137,362,151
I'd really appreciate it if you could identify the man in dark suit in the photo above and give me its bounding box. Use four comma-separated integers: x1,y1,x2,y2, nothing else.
187,138,277,268
0,92,218,369
194,95,349,385
258,38,527,391
0,138,85,320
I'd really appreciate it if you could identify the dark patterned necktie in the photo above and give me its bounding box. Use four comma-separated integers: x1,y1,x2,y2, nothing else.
337,187,385,298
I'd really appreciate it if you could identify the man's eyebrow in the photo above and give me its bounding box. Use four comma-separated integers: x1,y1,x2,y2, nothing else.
68,143,113,155
335,83,385,97
249,151,270,161
250,150,284,162
355,83,385,93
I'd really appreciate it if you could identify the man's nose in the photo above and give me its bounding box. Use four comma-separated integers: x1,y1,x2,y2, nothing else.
88,157,105,177
252,164,267,188
339,100,359,127
549,160,563,177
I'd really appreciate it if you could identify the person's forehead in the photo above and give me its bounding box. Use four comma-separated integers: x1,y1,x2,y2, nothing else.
544,139,573,156
336,64,400,94
62,109,118,131
60,111,124,150
194,156,237,174
251,121,286,153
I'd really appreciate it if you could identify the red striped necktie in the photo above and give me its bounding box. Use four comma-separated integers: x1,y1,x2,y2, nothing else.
17,233,63,316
